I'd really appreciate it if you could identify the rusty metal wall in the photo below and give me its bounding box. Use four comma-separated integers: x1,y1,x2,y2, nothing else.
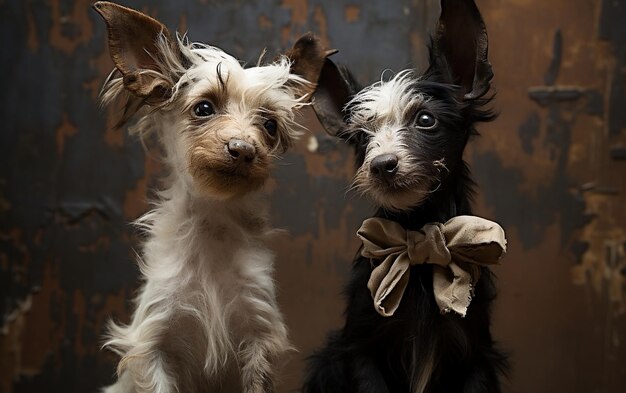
1,0,624,392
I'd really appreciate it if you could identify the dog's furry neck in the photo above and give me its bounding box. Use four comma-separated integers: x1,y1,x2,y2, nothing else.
136,176,272,264
169,178,266,225
375,160,474,230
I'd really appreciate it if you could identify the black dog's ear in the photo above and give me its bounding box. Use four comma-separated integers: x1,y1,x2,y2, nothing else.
432,0,493,100
286,33,337,95
284,34,354,136
311,58,357,136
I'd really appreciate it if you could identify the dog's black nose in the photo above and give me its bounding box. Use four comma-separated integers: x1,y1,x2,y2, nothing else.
370,154,399,180
227,139,255,162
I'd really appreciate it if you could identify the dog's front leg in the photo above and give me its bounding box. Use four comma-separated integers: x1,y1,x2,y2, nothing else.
238,336,280,393
351,355,391,393
237,310,289,393
110,301,177,393
237,278,290,393
461,355,503,393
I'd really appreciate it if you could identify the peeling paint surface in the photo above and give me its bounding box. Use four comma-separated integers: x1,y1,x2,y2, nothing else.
0,1,625,393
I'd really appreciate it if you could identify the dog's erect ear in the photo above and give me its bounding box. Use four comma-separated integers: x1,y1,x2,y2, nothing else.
94,1,177,103
310,58,357,137
285,33,355,136
286,33,337,95
432,0,493,100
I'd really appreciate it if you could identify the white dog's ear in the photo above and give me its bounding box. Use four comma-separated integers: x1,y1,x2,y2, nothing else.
94,1,179,103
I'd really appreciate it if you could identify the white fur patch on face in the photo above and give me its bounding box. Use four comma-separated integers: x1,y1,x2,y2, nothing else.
347,71,433,211
348,70,424,130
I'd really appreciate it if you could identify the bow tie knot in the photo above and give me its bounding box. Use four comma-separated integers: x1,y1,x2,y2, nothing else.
406,223,451,266
357,216,507,317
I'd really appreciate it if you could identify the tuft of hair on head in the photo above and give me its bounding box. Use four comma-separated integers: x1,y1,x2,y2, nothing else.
346,70,423,129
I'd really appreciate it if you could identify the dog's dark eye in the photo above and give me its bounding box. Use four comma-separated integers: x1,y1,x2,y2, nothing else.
263,119,278,137
193,101,215,117
415,111,437,129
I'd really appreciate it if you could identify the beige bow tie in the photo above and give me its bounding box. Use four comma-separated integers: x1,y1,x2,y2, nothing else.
357,216,507,317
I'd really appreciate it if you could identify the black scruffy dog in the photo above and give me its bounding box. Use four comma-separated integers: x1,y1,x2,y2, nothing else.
303,0,508,392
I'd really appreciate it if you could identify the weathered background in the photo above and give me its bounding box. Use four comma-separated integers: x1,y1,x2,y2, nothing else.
1,0,625,392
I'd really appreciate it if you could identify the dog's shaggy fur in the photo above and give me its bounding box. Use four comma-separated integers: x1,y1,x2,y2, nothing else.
303,1,508,392
93,3,326,393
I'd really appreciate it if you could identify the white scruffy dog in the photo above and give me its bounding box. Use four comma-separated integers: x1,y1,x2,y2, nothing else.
93,2,330,392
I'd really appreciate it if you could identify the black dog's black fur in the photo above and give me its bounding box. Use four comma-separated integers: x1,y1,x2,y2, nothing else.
303,1,509,392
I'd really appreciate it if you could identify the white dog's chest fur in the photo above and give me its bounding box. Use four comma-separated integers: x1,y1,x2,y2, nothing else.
105,183,289,392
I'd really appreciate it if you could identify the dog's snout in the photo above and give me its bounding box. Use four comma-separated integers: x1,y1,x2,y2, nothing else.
227,139,255,162
370,154,399,180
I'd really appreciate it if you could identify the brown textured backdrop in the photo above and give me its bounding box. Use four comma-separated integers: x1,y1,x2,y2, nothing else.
1,0,625,392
